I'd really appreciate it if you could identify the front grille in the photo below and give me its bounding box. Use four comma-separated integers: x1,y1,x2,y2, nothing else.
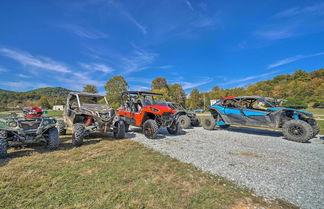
162,112,172,120
20,121,41,130
100,113,110,119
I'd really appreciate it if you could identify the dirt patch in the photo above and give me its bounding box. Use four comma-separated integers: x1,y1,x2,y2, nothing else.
231,151,264,158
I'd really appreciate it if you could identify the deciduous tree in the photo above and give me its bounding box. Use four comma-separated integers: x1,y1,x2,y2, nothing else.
83,85,98,93
104,76,128,109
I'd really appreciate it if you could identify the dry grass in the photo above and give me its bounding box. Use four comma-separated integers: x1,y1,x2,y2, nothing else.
0,135,297,209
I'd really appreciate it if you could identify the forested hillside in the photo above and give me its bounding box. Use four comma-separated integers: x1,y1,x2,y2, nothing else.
0,69,323,111
0,87,71,110
188,69,324,109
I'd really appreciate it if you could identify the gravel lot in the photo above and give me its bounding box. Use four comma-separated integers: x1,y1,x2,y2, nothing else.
130,126,324,209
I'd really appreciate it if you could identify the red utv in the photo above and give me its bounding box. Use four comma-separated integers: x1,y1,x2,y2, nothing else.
118,91,181,139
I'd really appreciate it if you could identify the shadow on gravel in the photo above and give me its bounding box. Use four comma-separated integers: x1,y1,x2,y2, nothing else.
128,126,187,140
225,127,283,137
0,132,136,166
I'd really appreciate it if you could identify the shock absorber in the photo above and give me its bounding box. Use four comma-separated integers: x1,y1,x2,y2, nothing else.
85,116,93,126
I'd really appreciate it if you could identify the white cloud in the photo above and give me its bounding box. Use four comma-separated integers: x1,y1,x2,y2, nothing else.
123,12,147,35
80,63,114,73
121,48,158,74
107,0,147,35
256,29,294,40
17,74,31,78
57,72,106,91
0,66,8,72
179,78,213,90
0,47,108,91
220,71,279,86
62,24,108,39
267,52,324,69
0,81,48,91
185,0,194,11
159,65,174,69
274,2,324,18
0,48,71,73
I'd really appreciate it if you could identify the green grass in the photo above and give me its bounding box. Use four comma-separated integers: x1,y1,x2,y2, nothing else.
306,108,324,115
45,110,63,117
317,120,324,135
0,137,296,209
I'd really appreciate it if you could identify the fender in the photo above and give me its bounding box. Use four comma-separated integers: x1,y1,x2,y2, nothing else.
208,105,231,124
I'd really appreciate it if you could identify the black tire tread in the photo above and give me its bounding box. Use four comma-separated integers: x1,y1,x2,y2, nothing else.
312,124,320,137
72,123,85,146
191,117,201,127
143,119,159,139
178,115,191,129
0,137,8,159
56,120,66,135
202,117,216,130
167,121,181,135
46,127,60,150
282,120,313,143
114,120,126,139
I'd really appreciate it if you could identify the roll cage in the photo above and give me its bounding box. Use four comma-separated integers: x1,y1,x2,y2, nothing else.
67,92,108,109
214,96,280,111
121,91,166,112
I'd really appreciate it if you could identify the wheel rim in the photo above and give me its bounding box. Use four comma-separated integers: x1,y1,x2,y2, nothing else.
144,125,153,136
180,119,185,125
205,119,211,126
288,125,304,137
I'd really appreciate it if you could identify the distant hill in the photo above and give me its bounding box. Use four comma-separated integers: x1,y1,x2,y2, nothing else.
0,87,72,110
205,68,324,109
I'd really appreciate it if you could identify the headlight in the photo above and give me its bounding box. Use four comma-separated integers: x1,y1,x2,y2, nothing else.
8,121,18,127
150,107,160,112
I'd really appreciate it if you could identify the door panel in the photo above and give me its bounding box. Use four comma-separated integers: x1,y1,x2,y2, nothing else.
242,109,271,127
224,108,246,125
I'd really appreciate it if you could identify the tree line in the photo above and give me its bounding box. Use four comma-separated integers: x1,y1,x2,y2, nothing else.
95,68,324,109
0,69,323,111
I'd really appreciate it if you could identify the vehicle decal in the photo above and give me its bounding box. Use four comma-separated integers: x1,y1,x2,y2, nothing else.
216,121,227,125
242,110,268,116
224,108,241,115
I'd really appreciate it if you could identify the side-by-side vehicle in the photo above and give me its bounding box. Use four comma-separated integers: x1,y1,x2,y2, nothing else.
57,92,125,146
202,96,320,143
0,106,59,158
118,91,181,139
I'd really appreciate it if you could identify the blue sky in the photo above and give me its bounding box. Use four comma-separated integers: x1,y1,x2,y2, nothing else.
0,0,324,94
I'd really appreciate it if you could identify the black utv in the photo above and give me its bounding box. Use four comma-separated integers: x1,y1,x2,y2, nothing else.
166,102,200,129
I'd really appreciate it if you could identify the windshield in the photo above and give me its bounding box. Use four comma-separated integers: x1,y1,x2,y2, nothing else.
141,96,166,106
263,98,281,107
79,96,106,105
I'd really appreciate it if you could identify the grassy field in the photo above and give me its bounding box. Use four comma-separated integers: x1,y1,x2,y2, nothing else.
0,136,296,209
45,110,63,117
305,108,324,115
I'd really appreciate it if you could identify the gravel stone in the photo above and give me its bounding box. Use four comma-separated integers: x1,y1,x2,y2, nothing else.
131,126,324,209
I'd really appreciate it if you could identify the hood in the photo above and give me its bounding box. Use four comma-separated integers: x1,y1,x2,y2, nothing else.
81,104,112,113
147,105,176,114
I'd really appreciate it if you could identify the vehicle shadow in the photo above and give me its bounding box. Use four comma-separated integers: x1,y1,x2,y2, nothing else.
224,127,283,137
128,126,186,140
